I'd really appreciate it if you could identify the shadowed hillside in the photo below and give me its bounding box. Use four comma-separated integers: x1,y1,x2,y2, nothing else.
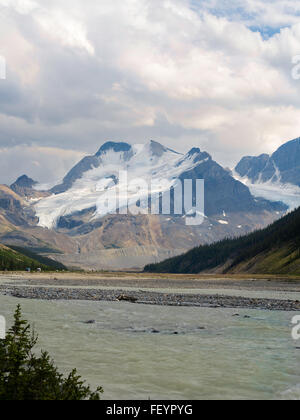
144,207,300,275
0,244,66,271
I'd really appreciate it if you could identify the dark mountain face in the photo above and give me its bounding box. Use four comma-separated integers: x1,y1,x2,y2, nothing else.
235,154,270,183
0,186,37,227
95,141,132,156
51,155,101,194
47,141,286,230
235,137,300,186
179,150,285,216
10,175,38,197
51,142,134,194
144,205,300,275
272,138,300,185
11,175,37,189
1,140,291,271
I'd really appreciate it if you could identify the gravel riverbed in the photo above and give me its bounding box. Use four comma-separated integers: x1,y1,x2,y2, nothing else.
1,285,300,311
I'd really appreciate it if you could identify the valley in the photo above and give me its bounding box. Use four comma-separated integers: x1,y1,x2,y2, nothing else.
2,139,298,271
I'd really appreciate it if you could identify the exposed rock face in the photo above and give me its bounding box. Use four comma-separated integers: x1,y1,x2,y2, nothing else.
0,185,35,226
0,185,78,254
95,141,132,156
10,175,37,197
235,137,300,186
11,175,37,192
0,140,292,270
235,154,270,183
179,151,284,216
51,142,133,194
10,175,50,199
36,140,286,230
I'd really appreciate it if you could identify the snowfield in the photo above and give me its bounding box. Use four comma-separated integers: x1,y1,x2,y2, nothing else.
232,171,300,212
35,142,202,229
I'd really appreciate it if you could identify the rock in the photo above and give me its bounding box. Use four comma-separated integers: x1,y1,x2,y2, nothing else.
117,294,138,303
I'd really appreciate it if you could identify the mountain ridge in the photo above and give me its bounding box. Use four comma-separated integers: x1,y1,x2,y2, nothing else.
235,137,300,187
144,206,300,275
0,139,293,270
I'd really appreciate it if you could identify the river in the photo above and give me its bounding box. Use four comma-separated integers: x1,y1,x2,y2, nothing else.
0,294,299,400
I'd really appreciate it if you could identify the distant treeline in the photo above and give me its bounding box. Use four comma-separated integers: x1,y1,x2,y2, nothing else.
8,246,66,270
0,245,66,271
144,207,300,274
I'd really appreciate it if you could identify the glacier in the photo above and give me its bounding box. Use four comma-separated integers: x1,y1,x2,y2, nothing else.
34,142,202,229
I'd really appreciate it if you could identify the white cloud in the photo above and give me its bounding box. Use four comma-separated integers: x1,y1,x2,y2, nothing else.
0,145,84,184
0,0,94,54
0,0,300,176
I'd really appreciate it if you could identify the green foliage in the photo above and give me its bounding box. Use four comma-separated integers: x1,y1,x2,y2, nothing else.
0,305,103,400
145,206,300,274
0,245,57,272
8,246,66,270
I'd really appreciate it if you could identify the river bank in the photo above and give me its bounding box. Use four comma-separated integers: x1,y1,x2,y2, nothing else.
1,284,300,311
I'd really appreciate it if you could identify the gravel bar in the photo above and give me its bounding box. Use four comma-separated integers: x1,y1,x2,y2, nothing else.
1,285,300,311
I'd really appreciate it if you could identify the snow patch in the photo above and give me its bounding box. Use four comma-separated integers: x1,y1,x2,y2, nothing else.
232,170,300,211
35,142,203,229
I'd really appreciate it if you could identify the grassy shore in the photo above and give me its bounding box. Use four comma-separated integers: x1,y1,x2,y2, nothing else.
1,271,300,291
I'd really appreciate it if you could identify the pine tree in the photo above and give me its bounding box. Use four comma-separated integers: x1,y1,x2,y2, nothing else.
0,305,103,400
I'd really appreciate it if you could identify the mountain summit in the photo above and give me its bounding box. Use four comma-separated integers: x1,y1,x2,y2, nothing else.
34,140,285,230
95,141,132,156
235,137,300,186
0,140,289,271
10,175,38,198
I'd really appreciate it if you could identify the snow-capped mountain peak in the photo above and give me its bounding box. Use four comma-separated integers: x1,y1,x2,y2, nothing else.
234,137,300,210
95,141,133,157
34,141,197,229
34,140,287,230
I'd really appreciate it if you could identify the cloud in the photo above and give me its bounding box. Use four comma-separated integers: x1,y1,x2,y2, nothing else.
197,0,300,28
0,0,300,178
0,145,84,185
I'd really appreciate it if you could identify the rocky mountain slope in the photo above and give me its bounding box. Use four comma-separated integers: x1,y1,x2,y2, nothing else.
0,184,78,255
36,140,285,230
144,206,300,275
0,140,291,270
235,137,300,187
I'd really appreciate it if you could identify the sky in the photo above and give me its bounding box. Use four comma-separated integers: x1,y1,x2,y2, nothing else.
1,0,300,184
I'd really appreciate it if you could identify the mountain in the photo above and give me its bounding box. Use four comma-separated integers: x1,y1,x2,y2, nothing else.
35,140,285,229
10,175,50,199
0,140,289,270
235,137,300,186
11,175,37,196
51,142,135,195
0,243,65,271
144,206,300,275
0,184,79,255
